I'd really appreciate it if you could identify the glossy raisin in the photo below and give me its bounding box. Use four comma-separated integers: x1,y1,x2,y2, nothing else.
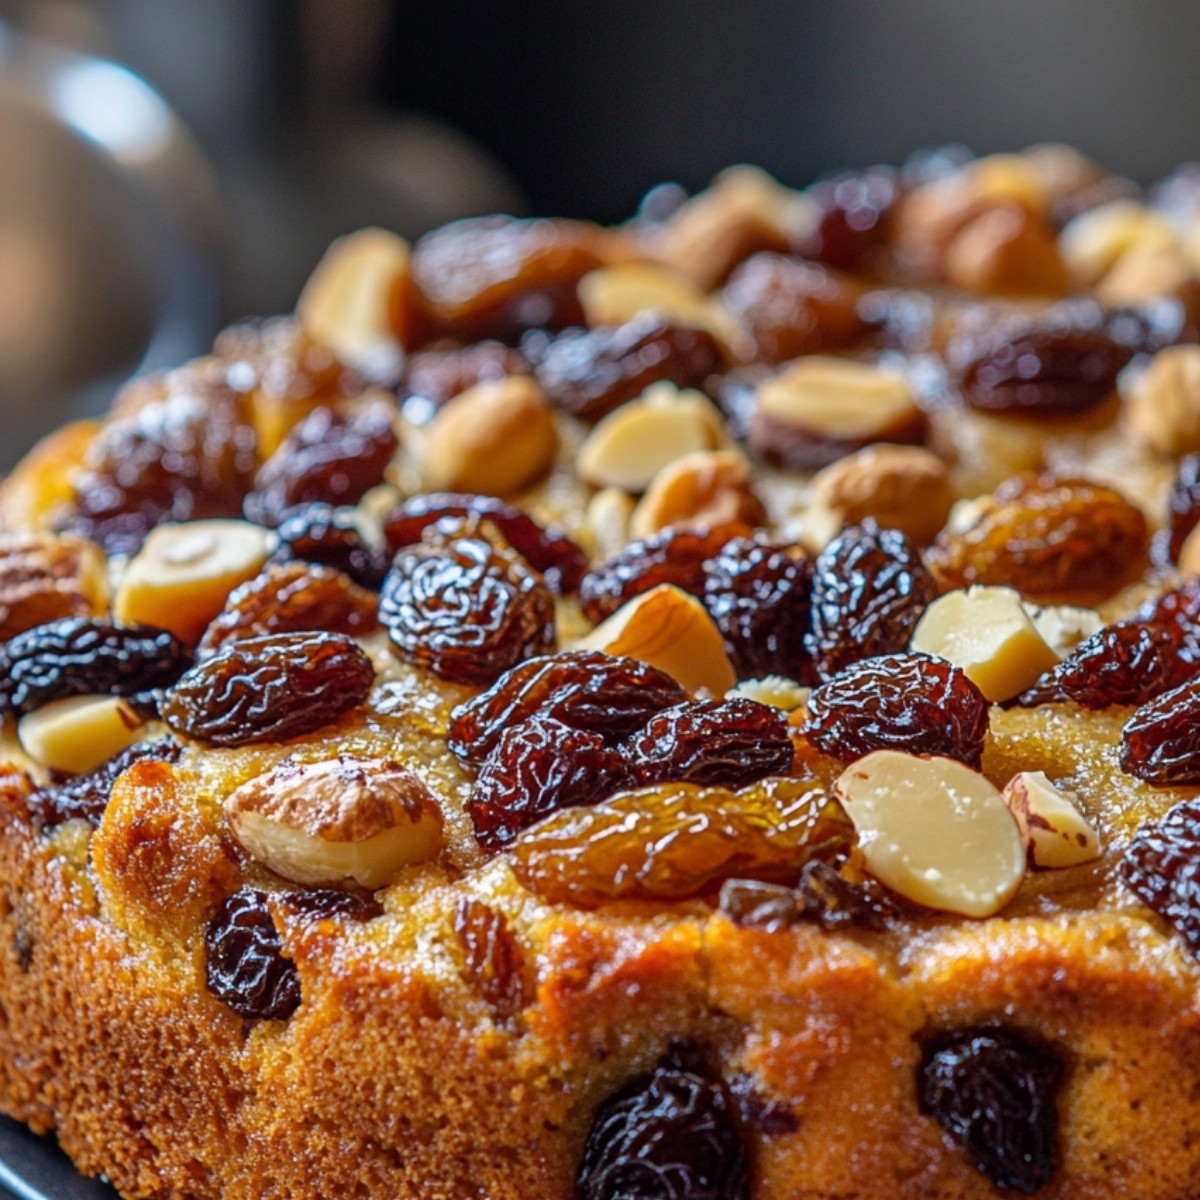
243,400,398,527
528,313,722,421
918,1027,1061,1194
1121,677,1200,785
379,536,554,686
270,503,389,590
453,897,529,1023
805,653,989,768
196,563,378,659
702,537,813,683
1168,454,1200,563
467,715,630,853
926,475,1148,603
792,166,899,272
577,1049,749,1200
384,493,587,595
511,776,852,907
718,862,896,933
806,521,937,682
448,650,689,766
0,618,190,715
277,889,384,923
161,632,374,747
26,738,181,829
399,341,529,421
720,252,866,364
579,524,751,626
629,699,793,788
1135,578,1200,654
1120,797,1200,953
204,889,301,1020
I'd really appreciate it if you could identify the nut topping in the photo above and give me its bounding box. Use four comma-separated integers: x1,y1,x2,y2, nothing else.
18,694,145,776
1002,771,1101,869
628,449,765,540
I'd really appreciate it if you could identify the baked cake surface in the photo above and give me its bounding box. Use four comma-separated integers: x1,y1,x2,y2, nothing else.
1,145,1200,1198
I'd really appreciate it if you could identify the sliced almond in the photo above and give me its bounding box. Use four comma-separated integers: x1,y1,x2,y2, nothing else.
18,695,144,776
629,449,764,540
1002,771,1101,869
834,750,1026,917
910,585,1060,702
114,520,273,645
575,583,734,696
224,756,443,888
0,533,109,642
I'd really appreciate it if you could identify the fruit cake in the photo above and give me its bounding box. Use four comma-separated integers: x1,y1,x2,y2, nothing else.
4,143,1200,1199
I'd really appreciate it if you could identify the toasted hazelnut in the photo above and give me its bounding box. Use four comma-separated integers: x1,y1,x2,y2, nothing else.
834,750,1026,917
943,203,1069,298
910,586,1060,702
296,228,411,365
0,533,109,642
1002,771,1101,869
422,375,558,496
1059,200,1179,288
808,445,955,546
629,449,765,540
577,383,724,493
1024,602,1104,658
1127,344,1200,458
655,165,816,290
576,583,735,696
727,675,810,712
114,520,273,645
584,487,635,561
224,756,443,888
18,695,144,776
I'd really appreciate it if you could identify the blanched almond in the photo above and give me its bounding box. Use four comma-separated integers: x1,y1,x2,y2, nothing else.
834,750,1026,917
224,756,443,888
909,585,1060,702
1002,771,1101,869
0,533,109,642
114,520,273,645
576,382,724,492
18,694,144,776
629,449,765,540
575,583,735,696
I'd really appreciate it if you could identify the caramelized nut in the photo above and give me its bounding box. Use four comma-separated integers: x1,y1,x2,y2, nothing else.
1002,770,1101,869
575,382,724,492
0,533,109,643
575,582,735,696
834,750,1026,917
1127,345,1200,458
114,520,273,645
808,445,955,546
18,695,143,776
224,756,443,888
629,449,765,540
910,586,1060,702
422,375,558,496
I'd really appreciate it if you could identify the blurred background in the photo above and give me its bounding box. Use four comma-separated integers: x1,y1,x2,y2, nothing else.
2,0,1200,464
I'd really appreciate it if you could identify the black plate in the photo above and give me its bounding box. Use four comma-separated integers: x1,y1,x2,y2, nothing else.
0,1117,117,1200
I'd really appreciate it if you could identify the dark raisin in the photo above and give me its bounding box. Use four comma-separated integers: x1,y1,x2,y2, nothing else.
161,632,374,747
467,715,629,853
528,313,722,421
629,699,793,789
577,1047,750,1200
725,1073,800,1139
918,1027,1062,1194
0,618,191,715
379,536,554,686
1120,797,1200,954
792,166,899,272
399,341,529,420
580,524,751,626
1135,578,1200,653
26,738,181,829
204,889,301,1020
797,859,898,930
718,878,805,932
243,400,398,527
702,537,813,683
384,493,587,595
447,650,689,767
1121,675,1200,785
805,652,989,768
806,521,937,682
270,503,389,590
453,897,529,1022
277,889,384,923
1168,454,1200,564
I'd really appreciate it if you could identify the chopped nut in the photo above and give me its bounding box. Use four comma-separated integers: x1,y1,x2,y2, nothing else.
1024,602,1104,658
575,382,724,492
575,583,736,696
833,750,1026,917
0,533,109,643
224,756,443,888
808,444,955,546
1002,770,1101,869
943,203,1069,297
422,375,558,496
1127,345,1200,458
113,520,273,645
910,586,1061,702
584,487,635,561
629,449,765,540
1058,200,1179,288
18,695,144,776
727,675,810,712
